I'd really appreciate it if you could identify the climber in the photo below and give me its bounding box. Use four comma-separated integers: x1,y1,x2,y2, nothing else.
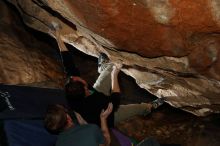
51,23,164,128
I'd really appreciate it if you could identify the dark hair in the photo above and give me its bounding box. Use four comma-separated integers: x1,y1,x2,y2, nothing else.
44,104,68,134
65,80,85,99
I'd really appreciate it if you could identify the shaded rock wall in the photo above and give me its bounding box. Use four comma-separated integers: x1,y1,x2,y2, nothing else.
0,1,64,88
3,0,220,116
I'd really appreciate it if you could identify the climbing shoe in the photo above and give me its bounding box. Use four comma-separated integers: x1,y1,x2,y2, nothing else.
98,53,110,73
151,97,165,109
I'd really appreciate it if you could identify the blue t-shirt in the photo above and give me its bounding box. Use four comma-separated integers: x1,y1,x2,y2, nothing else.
56,124,105,146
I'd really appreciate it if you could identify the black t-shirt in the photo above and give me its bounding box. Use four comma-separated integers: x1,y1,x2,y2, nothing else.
66,89,120,128
61,51,120,127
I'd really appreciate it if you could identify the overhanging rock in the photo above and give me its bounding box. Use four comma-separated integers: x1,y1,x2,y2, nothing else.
6,0,220,116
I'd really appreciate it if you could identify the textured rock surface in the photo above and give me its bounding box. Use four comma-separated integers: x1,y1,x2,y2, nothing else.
0,1,64,88
116,107,220,146
4,0,220,116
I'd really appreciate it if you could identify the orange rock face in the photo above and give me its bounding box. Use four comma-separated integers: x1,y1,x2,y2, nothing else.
65,0,220,79
66,0,216,53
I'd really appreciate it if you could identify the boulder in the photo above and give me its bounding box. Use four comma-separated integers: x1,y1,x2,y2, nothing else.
4,0,220,116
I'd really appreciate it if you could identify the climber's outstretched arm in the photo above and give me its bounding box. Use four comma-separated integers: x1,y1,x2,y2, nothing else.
54,30,68,52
